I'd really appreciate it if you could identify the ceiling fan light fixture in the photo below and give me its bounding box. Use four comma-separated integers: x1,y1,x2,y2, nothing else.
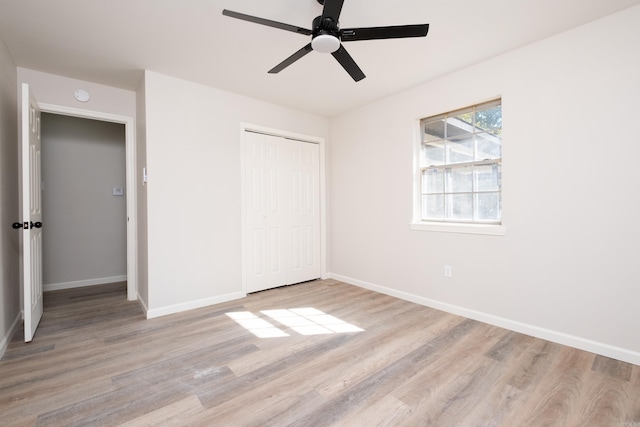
312,34,340,53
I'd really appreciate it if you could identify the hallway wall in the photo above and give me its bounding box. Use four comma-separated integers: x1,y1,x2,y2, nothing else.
41,113,126,289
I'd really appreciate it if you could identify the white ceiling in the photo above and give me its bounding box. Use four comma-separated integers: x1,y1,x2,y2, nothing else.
1,0,639,117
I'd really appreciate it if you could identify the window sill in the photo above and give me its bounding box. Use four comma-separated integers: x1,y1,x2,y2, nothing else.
410,221,506,236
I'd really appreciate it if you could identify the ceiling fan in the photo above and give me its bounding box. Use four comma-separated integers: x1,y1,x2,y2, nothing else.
222,0,429,82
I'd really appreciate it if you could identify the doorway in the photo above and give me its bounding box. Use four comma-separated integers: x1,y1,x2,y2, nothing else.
38,103,137,300
41,113,127,292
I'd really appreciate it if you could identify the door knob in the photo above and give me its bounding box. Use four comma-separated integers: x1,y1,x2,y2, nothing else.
11,222,42,229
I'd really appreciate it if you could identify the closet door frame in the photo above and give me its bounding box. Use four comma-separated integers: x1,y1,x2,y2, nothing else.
240,123,326,294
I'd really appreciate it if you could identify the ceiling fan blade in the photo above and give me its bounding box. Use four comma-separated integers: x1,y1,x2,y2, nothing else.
222,9,312,36
341,24,429,42
268,43,314,74
321,0,345,22
331,45,365,82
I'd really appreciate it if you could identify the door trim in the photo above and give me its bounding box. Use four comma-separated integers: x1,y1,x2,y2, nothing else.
39,103,137,301
239,123,327,294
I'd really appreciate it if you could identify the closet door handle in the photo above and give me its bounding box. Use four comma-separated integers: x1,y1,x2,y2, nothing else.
31,221,43,229
12,222,24,230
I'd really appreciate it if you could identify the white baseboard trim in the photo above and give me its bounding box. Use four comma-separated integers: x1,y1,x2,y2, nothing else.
329,273,640,366
44,275,127,292
146,292,246,319
137,293,149,316
0,312,22,359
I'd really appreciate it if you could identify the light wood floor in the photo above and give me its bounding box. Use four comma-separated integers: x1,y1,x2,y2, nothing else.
1,280,639,426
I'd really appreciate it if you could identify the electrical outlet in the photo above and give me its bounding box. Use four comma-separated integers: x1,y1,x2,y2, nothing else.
444,265,452,278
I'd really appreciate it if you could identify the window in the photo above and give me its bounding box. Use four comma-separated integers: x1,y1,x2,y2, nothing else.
416,99,502,230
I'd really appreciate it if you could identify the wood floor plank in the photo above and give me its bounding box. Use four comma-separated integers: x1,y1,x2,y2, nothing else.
339,393,414,427
193,389,326,427
1,279,638,426
35,382,188,426
0,377,116,421
423,360,509,426
592,354,633,381
509,346,595,426
484,329,535,362
506,338,564,392
118,395,205,427
463,383,526,427
577,376,631,426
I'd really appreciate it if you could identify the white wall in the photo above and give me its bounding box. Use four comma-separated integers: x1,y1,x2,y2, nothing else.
0,36,20,357
41,113,126,289
143,71,329,316
17,69,136,118
328,5,640,364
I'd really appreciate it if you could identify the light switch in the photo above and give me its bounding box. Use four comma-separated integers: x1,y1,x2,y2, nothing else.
113,187,124,196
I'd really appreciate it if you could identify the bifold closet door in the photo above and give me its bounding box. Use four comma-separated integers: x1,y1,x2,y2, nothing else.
244,131,320,293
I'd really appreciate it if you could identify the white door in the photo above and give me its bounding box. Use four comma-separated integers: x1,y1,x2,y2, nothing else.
21,83,44,342
245,132,287,292
284,138,321,285
244,131,321,293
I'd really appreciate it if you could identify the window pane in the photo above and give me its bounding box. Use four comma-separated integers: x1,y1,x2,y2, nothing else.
423,194,444,220
446,138,474,164
422,168,444,194
423,119,445,142
474,164,501,192
475,133,501,160
475,193,501,221
474,104,502,136
447,107,473,139
446,167,472,193
422,141,445,166
446,114,473,141
447,194,473,221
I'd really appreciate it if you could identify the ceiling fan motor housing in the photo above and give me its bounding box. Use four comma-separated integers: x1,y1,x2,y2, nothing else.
311,15,341,53
312,16,340,38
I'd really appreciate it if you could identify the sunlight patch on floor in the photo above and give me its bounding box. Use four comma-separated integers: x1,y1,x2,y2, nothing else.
226,308,364,338
226,311,290,338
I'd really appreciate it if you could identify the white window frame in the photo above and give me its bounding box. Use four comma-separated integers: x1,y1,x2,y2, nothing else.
411,99,506,236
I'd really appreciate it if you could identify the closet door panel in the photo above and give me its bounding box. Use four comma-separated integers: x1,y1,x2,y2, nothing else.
244,131,320,293
285,139,321,285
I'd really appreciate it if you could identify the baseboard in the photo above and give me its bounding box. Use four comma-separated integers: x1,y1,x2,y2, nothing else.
135,293,149,316
329,273,640,366
44,275,127,292
146,291,246,319
0,312,22,359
